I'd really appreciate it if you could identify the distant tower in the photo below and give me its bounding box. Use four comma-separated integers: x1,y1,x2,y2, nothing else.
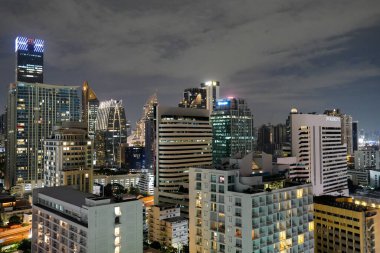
178,88,207,109
82,81,99,138
211,97,254,164
200,80,220,112
95,100,127,168
15,36,44,83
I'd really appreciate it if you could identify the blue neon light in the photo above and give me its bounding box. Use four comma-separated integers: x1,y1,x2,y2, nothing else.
217,101,229,106
15,36,44,53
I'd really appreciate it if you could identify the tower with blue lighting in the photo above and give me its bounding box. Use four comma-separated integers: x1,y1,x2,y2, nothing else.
15,36,44,83
211,97,254,164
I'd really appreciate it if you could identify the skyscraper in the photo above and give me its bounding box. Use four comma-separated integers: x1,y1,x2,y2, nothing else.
95,99,127,168
291,113,349,196
200,80,220,111
15,36,44,83
211,97,254,164
81,81,99,139
6,82,80,189
178,88,207,109
155,106,212,216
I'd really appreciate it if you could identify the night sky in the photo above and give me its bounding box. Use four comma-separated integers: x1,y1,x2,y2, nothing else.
1,1,380,132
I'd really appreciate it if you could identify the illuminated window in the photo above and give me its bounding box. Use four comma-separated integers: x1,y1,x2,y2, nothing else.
115,246,120,253
308,222,314,231
298,234,304,244
297,189,303,199
114,227,120,236
115,207,122,216
115,236,120,245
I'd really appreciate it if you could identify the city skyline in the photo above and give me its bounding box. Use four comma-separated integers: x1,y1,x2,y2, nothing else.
1,1,380,132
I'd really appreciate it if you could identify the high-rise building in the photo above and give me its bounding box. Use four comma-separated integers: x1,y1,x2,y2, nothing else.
178,88,207,109
189,155,314,253
200,80,220,111
82,81,99,139
211,97,254,164
148,204,188,249
314,196,380,253
95,100,127,168
325,109,354,156
43,122,93,192
15,36,44,83
6,82,80,189
0,112,6,136
155,106,212,216
125,146,145,171
352,121,358,152
144,94,158,170
32,186,143,253
291,113,348,196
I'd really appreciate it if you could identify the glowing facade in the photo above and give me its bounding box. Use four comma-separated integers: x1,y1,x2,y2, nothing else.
6,82,80,189
211,97,254,165
95,100,127,167
200,80,220,111
15,36,44,83
82,81,99,139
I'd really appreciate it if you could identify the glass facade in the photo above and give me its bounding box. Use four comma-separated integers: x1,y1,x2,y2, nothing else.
211,98,254,164
95,100,127,168
6,82,80,187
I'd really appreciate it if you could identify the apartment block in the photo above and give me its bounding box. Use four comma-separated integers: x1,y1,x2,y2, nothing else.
189,155,314,253
314,196,379,253
148,204,188,249
32,186,143,253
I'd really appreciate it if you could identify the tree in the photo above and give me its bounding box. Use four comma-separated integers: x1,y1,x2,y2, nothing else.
8,215,22,225
18,239,31,253
129,185,140,196
182,245,189,253
150,241,161,250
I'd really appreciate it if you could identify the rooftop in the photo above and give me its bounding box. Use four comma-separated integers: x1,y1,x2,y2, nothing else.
314,196,375,212
36,186,94,207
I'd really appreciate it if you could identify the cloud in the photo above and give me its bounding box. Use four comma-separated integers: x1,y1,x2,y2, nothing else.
0,0,380,129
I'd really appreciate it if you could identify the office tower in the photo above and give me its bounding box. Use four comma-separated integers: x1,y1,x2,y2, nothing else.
148,205,188,249
257,124,272,154
352,121,358,152
32,186,143,253
314,196,379,253
82,81,99,138
178,88,207,109
125,146,145,171
354,148,379,170
0,112,6,136
155,106,212,216
144,94,158,170
291,113,348,196
200,80,220,111
6,82,80,189
189,155,314,253
15,36,44,83
211,97,254,164
95,99,127,168
43,122,93,192
325,109,354,156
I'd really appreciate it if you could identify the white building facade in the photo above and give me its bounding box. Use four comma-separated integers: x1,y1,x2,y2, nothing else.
291,114,348,196
32,186,143,253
